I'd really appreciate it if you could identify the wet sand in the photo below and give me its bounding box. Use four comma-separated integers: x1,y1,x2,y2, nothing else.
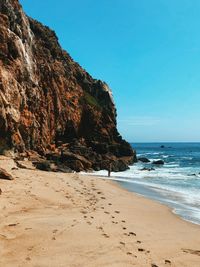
0,156,200,267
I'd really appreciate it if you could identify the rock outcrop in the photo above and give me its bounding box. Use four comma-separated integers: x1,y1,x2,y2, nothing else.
152,160,164,165
0,0,136,171
138,157,150,163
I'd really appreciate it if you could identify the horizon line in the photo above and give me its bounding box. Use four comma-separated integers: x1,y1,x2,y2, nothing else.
129,141,200,143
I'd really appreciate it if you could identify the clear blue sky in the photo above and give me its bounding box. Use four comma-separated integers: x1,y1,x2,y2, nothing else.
20,0,200,142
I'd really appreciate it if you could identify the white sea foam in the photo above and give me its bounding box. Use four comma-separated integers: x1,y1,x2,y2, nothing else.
82,162,200,224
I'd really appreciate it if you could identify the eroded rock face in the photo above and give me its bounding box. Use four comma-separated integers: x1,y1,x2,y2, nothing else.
0,0,136,171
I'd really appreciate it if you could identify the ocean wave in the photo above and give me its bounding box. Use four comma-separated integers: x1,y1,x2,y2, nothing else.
164,164,179,167
182,157,193,160
130,143,200,224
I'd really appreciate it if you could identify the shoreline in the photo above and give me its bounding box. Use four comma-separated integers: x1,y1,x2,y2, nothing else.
110,178,200,227
90,173,200,229
85,171,200,226
114,178,200,227
0,157,200,266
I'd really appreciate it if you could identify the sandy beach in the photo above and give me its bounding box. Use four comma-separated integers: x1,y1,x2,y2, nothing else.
0,156,200,267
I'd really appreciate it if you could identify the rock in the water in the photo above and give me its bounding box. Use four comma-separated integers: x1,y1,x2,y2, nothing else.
152,160,164,165
138,157,150,163
0,168,14,180
140,167,155,171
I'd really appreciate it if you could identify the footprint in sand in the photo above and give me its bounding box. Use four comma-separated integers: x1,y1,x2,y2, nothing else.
104,211,110,214
97,226,103,231
1,233,17,240
8,223,19,227
182,248,200,256
138,248,145,252
102,233,109,238
25,227,32,230
129,231,136,236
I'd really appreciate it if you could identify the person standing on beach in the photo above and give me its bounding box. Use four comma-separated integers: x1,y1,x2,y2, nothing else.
108,163,112,177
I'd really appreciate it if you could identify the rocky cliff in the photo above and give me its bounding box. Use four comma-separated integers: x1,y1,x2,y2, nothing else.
0,0,136,172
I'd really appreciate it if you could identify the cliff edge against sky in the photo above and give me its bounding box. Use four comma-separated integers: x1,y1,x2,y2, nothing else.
0,0,136,171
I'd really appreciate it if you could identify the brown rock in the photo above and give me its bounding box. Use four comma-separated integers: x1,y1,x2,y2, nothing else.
0,168,14,180
61,151,92,171
15,161,27,169
33,161,53,172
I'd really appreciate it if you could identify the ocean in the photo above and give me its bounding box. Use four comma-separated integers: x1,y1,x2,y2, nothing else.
89,143,200,225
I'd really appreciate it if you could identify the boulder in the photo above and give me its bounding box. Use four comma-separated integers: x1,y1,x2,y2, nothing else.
33,161,54,172
61,151,92,170
115,160,129,172
0,168,14,180
152,160,164,165
99,157,130,172
56,164,73,173
138,157,150,163
15,161,28,169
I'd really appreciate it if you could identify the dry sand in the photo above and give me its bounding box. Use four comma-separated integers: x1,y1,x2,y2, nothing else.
0,156,200,267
